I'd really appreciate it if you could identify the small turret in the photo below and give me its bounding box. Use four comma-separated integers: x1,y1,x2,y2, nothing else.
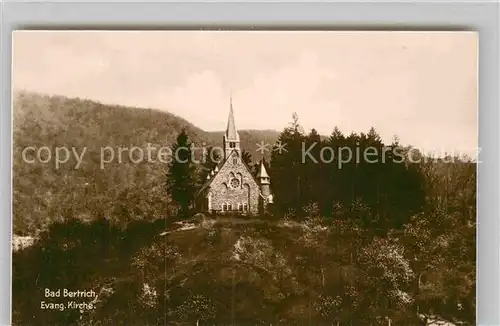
258,161,270,184
258,160,273,213
258,160,271,198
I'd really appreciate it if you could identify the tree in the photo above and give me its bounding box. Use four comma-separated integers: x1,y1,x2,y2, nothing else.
321,127,426,230
269,113,306,214
398,210,475,324
241,149,252,167
358,236,418,324
167,129,196,217
200,146,222,183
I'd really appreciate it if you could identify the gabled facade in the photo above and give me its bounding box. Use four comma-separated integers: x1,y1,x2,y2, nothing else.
195,98,273,215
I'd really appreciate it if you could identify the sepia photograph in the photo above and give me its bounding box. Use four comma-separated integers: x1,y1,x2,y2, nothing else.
12,31,477,325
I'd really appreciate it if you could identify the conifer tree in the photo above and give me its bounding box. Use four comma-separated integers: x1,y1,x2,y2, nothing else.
200,146,222,182
167,129,196,217
241,149,252,167
270,113,306,214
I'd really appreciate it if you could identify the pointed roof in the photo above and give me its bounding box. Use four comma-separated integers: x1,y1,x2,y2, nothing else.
258,160,269,178
225,96,240,141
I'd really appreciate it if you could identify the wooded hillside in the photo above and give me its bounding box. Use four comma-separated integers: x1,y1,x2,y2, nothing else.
13,91,279,234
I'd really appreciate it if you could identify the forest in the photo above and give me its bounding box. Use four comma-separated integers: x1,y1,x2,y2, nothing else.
12,92,475,325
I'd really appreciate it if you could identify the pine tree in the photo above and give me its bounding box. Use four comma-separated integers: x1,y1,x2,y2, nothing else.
200,146,222,182
303,128,324,211
241,149,252,167
269,112,306,214
167,129,196,217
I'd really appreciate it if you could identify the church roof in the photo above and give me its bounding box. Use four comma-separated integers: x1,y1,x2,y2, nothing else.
225,97,240,141
257,160,269,178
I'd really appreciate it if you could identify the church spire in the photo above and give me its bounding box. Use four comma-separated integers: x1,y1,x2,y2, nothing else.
225,95,239,141
223,94,240,159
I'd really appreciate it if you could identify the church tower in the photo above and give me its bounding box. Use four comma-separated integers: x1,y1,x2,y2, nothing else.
223,97,241,160
195,96,272,216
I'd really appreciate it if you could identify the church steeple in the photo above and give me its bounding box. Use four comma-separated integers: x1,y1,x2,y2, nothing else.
223,95,240,159
225,96,240,141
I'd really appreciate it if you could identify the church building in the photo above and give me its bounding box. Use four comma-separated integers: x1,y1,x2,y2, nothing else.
195,99,273,215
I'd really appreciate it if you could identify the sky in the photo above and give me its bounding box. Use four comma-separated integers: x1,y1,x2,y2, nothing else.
12,31,478,156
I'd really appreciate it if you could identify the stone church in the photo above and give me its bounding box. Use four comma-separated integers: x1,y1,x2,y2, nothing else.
195,99,273,215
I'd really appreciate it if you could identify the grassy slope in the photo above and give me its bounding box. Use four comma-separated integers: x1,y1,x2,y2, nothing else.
12,91,279,234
